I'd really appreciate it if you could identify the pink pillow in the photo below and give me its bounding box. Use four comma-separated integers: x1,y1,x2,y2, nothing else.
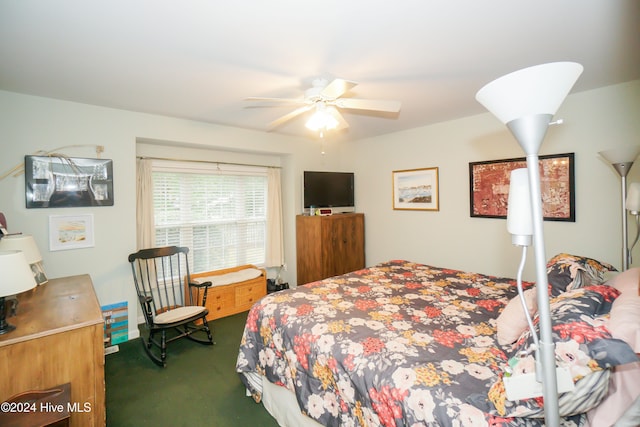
608,293,640,352
587,362,640,427
605,268,640,295
496,288,537,346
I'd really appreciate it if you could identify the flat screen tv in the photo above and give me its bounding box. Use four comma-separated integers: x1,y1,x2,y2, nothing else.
303,171,355,214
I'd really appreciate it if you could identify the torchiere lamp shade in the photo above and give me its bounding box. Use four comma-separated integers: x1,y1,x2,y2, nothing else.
475,62,583,124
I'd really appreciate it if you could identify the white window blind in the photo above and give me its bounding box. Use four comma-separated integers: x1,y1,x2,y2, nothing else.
152,160,267,273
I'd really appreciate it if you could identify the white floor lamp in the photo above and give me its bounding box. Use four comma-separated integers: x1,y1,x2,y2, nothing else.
598,146,640,270
476,62,583,427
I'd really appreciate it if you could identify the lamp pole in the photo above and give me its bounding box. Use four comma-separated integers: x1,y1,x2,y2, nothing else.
508,114,559,426
622,173,630,270
613,163,633,270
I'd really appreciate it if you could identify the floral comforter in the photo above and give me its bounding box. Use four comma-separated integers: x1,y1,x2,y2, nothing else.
236,260,585,427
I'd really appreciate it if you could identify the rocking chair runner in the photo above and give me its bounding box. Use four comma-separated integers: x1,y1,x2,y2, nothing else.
128,246,214,367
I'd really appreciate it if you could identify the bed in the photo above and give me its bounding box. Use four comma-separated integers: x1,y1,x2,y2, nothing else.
236,256,640,427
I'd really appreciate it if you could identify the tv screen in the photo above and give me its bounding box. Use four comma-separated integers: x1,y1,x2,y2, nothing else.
303,171,355,212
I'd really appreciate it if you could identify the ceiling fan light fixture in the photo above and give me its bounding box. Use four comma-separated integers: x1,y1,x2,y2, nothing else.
248,77,399,132
305,104,339,131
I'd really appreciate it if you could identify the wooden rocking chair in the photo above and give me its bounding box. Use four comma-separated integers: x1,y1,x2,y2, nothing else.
128,246,214,367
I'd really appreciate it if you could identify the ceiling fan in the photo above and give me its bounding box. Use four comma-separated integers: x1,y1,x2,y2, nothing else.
246,78,402,132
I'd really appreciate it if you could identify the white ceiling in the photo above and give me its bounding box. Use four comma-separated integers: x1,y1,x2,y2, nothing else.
1,1,638,143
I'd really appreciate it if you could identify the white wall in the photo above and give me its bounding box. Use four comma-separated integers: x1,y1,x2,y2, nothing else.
0,90,348,339
1,80,638,340
347,80,640,280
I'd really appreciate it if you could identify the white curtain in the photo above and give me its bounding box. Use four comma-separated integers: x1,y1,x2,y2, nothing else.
265,167,284,267
136,158,155,250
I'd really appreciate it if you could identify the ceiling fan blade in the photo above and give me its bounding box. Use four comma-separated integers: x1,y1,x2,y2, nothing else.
327,106,349,130
245,97,306,104
320,79,358,100
267,104,314,130
334,98,402,113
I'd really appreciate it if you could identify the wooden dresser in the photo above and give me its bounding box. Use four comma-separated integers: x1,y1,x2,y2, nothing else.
296,213,365,285
0,275,105,427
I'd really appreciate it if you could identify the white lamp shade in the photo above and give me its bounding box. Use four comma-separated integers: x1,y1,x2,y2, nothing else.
0,251,37,296
627,182,640,212
507,168,533,245
476,62,583,124
0,234,43,264
306,104,339,131
599,146,640,165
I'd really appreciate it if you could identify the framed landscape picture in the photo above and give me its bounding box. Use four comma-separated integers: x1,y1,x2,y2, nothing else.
469,153,575,221
392,167,439,211
49,214,95,251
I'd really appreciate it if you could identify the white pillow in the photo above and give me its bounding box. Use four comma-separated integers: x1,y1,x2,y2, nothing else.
496,288,538,346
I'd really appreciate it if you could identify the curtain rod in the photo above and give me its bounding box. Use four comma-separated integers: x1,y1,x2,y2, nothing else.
136,156,282,169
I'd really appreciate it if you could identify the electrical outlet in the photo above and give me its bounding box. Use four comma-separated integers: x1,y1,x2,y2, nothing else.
282,263,287,271
504,367,574,401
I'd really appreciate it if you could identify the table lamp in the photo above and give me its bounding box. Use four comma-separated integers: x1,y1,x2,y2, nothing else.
0,234,43,265
0,234,46,285
0,251,37,334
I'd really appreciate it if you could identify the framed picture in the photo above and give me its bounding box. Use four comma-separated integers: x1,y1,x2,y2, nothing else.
49,214,95,251
469,152,575,221
25,155,114,208
392,167,439,211
31,260,48,286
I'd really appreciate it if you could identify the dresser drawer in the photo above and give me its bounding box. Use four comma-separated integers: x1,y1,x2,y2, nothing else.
235,280,265,307
190,265,267,320
206,287,235,318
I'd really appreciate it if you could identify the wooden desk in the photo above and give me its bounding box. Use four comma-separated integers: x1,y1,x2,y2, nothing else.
0,275,105,427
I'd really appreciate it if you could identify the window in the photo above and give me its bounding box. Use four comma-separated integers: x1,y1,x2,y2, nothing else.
152,161,267,273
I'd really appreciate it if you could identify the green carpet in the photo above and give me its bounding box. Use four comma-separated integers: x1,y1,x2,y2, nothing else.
105,312,280,427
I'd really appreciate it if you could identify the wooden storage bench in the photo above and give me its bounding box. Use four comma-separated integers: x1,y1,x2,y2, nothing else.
189,265,267,320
